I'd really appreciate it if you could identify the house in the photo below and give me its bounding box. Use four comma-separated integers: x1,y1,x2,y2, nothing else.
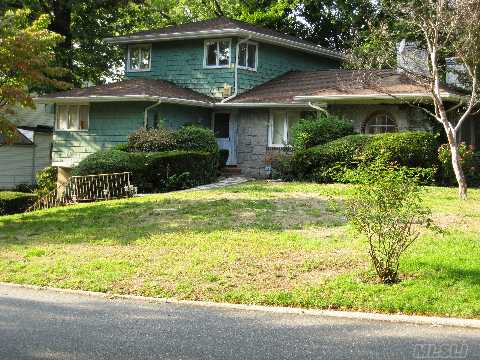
0,105,54,189
37,17,479,180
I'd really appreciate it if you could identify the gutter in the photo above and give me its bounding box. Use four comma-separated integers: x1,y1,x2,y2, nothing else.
307,102,329,115
294,93,464,103
221,36,252,103
144,100,162,128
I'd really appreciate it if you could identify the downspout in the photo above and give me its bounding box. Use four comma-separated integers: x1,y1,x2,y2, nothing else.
308,102,329,116
144,100,162,128
221,36,252,103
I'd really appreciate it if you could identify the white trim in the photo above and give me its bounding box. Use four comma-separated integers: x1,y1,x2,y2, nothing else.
37,96,213,108
104,29,345,61
217,102,310,108
237,41,258,72
127,44,152,72
268,110,288,148
294,92,463,103
203,38,232,68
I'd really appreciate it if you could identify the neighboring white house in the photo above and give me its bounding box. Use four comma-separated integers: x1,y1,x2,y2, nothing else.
0,105,54,189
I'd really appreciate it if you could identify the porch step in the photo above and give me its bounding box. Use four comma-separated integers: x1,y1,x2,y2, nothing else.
221,166,242,176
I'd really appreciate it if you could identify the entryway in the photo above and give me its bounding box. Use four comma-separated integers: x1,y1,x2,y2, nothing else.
213,112,237,166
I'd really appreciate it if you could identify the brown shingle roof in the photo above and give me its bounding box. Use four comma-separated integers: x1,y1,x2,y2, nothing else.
106,17,343,60
228,70,454,104
40,78,214,104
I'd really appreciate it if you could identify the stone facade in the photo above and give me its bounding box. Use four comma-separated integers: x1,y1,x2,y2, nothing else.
233,104,434,178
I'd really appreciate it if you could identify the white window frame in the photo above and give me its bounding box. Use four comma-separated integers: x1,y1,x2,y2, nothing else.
268,110,317,147
203,39,232,68
127,44,152,72
55,104,89,132
238,41,258,72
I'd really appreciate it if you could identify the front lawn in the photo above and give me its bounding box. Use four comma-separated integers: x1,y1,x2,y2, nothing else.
0,181,479,318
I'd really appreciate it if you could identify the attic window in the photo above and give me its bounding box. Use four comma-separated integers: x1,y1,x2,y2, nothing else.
127,44,151,72
204,39,231,68
238,42,258,71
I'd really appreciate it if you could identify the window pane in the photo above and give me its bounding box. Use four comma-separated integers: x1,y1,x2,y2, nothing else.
68,105,79,130
287,112,301,144
57,105,68,130
214,113,230,138
129,47,140,70
272,112,285,145
140,47,150,70
247,44,256,69
206,42,217,66
238,43,247,67
364,113,397,134
218,40,230,66
79,105,89,130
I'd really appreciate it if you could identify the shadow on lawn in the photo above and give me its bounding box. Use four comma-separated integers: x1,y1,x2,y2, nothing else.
0,195,346,247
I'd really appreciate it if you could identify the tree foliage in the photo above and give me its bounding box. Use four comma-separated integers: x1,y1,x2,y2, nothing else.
0,9,68,143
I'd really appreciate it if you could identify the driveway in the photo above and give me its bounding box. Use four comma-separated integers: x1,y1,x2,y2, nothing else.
0,285,479,360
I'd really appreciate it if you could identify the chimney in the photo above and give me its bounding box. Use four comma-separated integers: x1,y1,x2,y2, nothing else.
397,39,429,76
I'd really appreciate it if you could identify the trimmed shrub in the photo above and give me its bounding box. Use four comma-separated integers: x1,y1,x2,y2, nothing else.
73,150,218,193
175,126,218,153
286,134,373,182
128,127,177,152
36,166,57,195
292,114,355,151
361,131,439,168
72,150,143,176
112,143,129,152
0,191,38,215
438,143,480,187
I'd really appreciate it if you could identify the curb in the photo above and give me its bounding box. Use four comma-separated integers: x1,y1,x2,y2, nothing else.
2,282,480,329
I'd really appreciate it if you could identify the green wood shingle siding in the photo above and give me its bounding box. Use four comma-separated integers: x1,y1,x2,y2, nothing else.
125,38,341,97
152,104,211,129
52,102,150,167
126,39,234,98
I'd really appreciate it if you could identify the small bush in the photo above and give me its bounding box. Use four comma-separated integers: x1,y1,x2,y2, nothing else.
218,149,229,169
345,163,433,284
0,191,38,215
112,143,129,152
175,126,218,153
361,131,439,168
438,143,480,187
36,166,57,195
73,150,218,193
292,114,355,151
128,127,177,152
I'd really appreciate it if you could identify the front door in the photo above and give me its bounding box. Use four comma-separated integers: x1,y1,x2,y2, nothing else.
213,113,236,165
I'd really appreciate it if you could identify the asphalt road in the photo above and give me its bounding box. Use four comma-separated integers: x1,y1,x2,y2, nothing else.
0,285,479,360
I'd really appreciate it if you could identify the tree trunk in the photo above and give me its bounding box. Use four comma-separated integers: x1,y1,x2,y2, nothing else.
445,127,468,200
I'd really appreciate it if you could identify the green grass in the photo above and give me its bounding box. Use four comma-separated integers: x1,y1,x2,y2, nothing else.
0,181,479,318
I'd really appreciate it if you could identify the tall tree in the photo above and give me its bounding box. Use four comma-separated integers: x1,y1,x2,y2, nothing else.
0,9,69,142
349,0,480,199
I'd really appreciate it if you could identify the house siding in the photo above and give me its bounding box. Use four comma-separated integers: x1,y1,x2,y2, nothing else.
52,102,213,168
125,38,341,98
125,39,235,99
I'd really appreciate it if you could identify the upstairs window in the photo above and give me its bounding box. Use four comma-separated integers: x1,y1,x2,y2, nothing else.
238,42,258,71
363,112,398,134
127,44,151,72
204,39,231,68
56,105,89,131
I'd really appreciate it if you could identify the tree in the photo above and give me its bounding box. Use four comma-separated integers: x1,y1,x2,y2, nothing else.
0,9,69,143
349,0,480,199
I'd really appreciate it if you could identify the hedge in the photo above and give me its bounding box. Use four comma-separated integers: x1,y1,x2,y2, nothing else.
0,191,38,215
280,131,440,184
73,150,218,193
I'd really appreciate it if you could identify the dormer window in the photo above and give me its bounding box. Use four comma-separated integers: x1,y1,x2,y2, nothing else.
127,44,151,72
204,39,231,68
238,42,258,71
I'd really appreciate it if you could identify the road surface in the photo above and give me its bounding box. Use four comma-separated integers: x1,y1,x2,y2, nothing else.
0,285,479,359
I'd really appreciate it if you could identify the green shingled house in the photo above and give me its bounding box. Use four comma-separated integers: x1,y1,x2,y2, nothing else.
38,17,479,179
